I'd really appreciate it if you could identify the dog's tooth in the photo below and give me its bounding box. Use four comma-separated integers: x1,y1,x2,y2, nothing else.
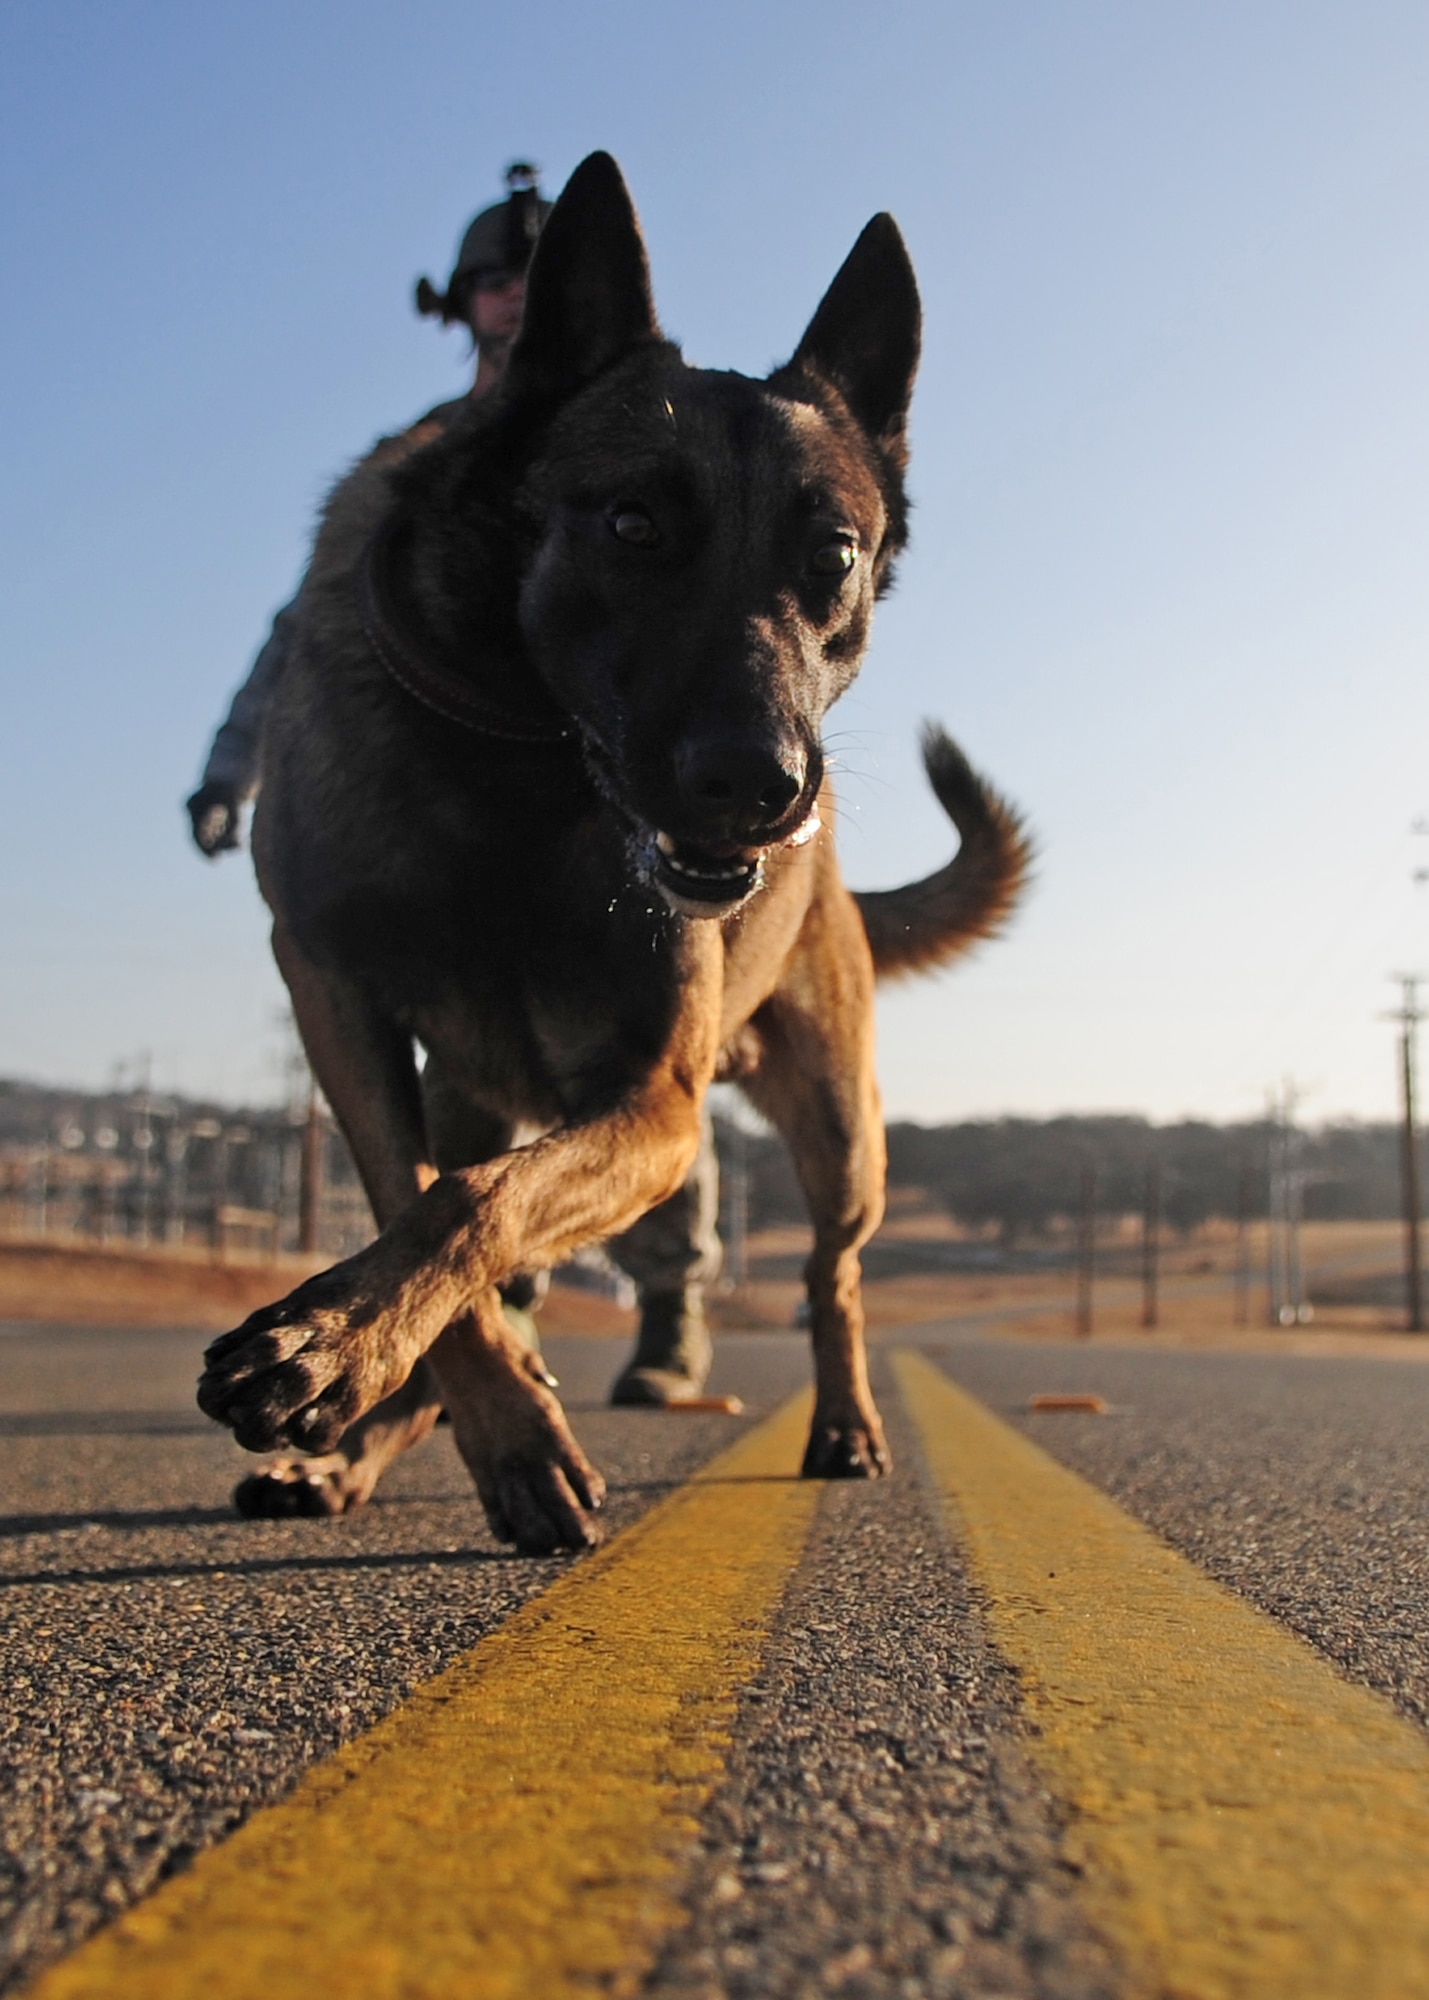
655,831,677,855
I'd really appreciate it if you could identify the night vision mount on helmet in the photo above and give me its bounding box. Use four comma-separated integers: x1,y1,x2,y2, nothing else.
415,161,552,323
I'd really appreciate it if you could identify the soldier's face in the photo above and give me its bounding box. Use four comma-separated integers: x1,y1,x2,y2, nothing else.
469,271,528,347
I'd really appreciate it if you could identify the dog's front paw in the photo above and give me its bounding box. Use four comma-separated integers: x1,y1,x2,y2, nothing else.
482,1439,607,1556
198,1272,416,1455
801,1417,892,1480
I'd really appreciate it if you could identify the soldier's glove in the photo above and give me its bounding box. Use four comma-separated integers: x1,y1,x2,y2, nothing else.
186,781,242,857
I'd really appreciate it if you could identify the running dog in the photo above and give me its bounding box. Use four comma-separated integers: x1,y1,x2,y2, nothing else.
197,153,1030,1553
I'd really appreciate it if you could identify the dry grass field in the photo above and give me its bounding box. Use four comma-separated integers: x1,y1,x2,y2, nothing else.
1,1209,1420,1360
0,1237,637,1336
713,1208,1428,1357
0,1238,327,1328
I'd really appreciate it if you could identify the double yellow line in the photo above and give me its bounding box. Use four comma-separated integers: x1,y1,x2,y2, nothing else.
31,1393,819,2000
31,1358,1429,1998
894,1350,1429,1998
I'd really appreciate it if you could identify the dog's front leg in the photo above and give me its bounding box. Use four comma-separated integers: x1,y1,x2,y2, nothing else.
200,935,723,1547
199,1071,709,1544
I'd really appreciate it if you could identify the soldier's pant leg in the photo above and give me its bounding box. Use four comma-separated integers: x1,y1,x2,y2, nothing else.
607,1112,722,1404
609,1112,723,1293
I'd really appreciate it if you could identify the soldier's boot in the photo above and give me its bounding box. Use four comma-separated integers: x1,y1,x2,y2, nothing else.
438,1274,555,1422
500,1268,557,1384
610,1287,714,1406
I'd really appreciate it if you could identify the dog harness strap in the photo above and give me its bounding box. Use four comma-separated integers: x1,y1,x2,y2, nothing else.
357,530,574,745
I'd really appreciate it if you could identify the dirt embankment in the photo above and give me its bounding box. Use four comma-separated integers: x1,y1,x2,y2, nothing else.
1,1215,1418,1355
0,1239,323,1328
0,1238,638,1336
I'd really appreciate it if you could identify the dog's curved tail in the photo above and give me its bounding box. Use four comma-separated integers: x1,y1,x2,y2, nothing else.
855,726,1034,981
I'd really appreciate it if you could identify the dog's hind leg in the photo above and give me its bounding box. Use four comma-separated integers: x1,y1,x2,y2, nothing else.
742,890,891,1480
270,921,437,1222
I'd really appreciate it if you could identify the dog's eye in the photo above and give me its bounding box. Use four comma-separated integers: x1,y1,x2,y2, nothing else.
809,535,858,579
610,508,660,548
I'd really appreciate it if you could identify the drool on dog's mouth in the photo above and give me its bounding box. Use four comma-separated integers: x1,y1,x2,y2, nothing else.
574,728,823,915
643,812,822,915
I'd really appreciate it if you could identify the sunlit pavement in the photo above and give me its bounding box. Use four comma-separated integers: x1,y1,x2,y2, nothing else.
6,1320,1429,1997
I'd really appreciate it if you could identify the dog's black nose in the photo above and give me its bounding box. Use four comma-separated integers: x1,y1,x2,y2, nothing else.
676,731,806,835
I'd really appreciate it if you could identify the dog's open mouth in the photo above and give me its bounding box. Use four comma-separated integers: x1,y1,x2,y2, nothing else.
654,832,764,905
646,812,821,915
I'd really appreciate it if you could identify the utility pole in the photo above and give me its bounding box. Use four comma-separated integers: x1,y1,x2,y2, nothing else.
133,1051,154,1249
1233,1160,1253,1328
1266,1091,1286,1325
299,1081,326,1256
1266,1080,1312,1326
1387,974,1424,1333
1286,1120,1307,1322
1075,1161,1096,1338
1140,1159,1161,1330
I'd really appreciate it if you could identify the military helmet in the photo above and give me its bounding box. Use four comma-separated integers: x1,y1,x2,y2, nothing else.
415,162,552,324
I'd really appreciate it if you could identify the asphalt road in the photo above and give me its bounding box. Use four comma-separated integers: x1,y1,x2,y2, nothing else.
4,1316,1429,1995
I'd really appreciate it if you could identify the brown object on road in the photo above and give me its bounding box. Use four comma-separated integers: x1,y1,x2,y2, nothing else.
1029,1394,1108,1414
662,1394,746,1415
196,153,1031,1554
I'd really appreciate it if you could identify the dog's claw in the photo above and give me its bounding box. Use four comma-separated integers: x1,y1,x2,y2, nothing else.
198,1322,316,1413
801,1423,891,1481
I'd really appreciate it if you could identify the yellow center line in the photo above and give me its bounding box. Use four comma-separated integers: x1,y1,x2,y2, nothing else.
893,1349,1429,1999
30,1391,817,2000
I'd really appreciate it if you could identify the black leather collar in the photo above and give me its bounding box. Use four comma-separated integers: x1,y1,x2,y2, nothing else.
356,523,574,746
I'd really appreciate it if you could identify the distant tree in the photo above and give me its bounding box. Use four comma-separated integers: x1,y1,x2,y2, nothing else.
3,1076,1414,1242
883,1115,1407,1241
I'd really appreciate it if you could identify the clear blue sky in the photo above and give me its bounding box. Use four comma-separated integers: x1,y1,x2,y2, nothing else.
3,1,1427,1122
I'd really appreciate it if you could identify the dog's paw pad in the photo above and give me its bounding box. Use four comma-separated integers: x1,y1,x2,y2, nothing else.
199,1313,367,1452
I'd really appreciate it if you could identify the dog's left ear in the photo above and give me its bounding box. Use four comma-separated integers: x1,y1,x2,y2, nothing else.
506,152,661,407
787,216,921,466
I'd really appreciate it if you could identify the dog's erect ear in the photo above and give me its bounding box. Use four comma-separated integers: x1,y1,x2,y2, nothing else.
506,153,660,405
787,216,921,464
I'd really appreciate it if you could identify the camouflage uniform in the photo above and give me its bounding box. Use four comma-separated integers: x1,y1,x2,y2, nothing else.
197,599,293,810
